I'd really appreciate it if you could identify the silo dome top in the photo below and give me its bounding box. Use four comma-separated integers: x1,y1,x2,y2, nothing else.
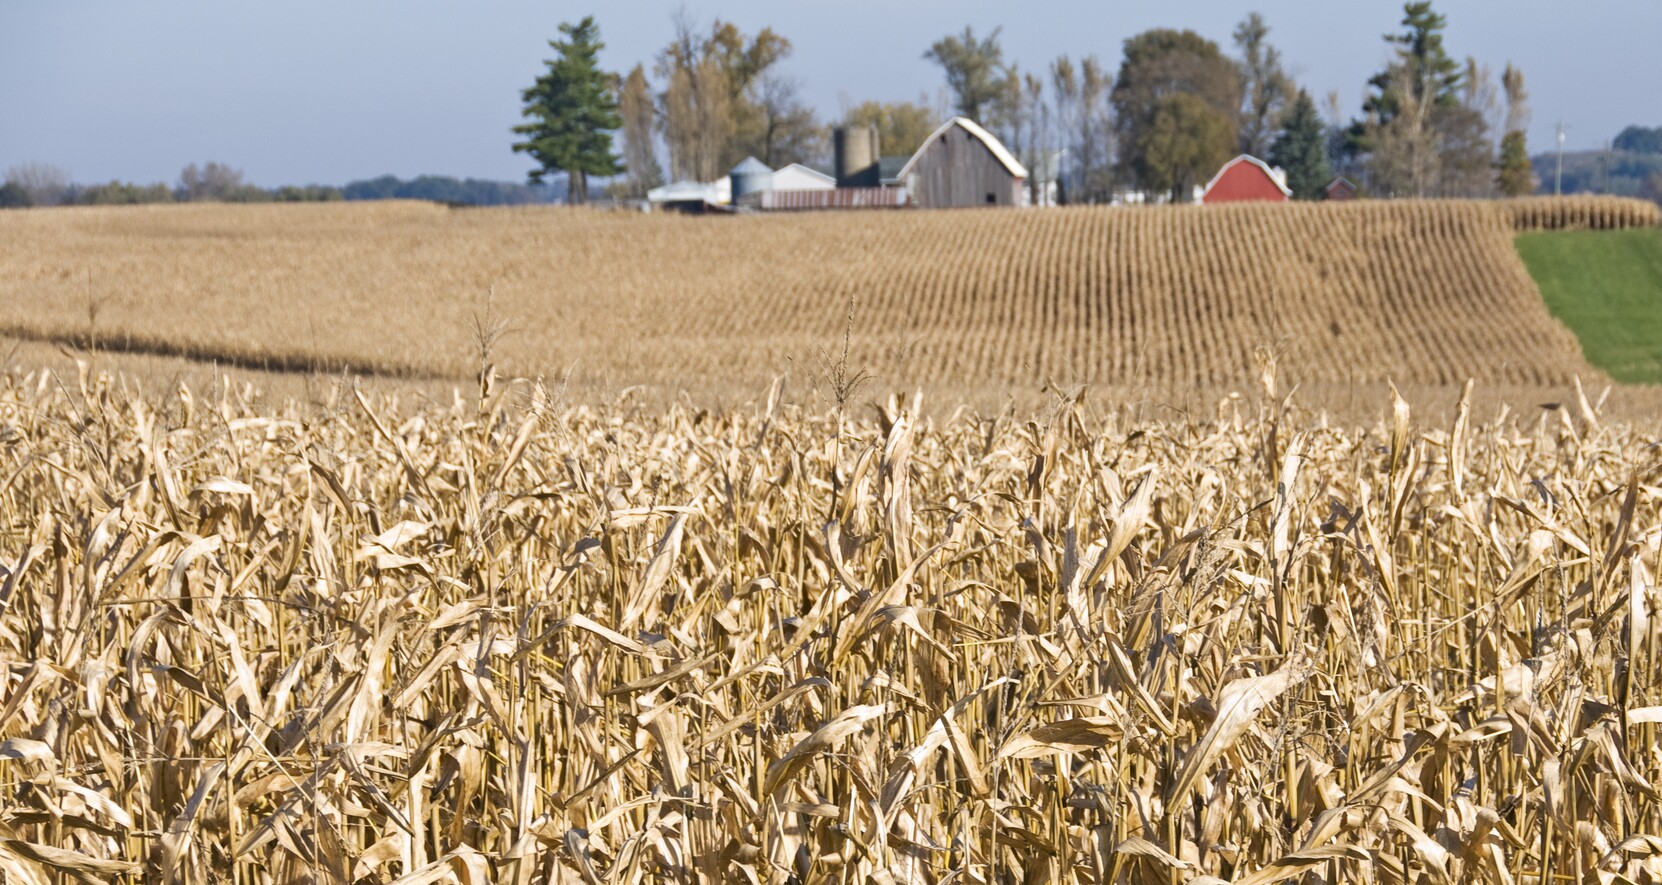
730,157,773,176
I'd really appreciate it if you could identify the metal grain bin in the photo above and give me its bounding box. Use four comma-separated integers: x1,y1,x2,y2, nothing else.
729,157,774,203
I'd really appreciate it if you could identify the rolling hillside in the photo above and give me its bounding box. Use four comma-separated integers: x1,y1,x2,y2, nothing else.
2,196,1655,399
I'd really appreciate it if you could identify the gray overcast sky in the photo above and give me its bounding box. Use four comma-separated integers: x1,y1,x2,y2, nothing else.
2,1,1657,186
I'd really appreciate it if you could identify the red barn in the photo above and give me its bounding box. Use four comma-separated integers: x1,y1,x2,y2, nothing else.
1200,155,1292,204
1324,177,1358,201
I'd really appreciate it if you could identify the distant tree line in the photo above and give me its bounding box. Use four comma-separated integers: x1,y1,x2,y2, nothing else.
341,175,559,206
0,161,566,210
0,161,344,208
1533,125,1662,203
524,2,1650,206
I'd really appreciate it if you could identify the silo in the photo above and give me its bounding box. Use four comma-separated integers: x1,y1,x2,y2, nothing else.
834,125,879,188
729,157,773,203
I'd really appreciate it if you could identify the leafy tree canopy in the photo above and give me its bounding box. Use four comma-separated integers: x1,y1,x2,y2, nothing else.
1137,93,1237,200
844,101,941,158
924,27,1007,123
704,21,791,99
81,181,178,205
1111,29,1240,198
1113,29,1241,124
1615,126,1662,155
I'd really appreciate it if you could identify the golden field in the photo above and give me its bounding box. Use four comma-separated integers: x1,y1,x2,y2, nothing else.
3,197,1657,405
0,364,1660,883
2,196,1662,882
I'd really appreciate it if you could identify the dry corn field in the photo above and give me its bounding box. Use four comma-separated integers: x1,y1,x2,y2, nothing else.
1,363,1662,884
3,197,1657,401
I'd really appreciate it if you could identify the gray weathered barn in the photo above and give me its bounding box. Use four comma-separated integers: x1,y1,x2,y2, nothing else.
897,117,1028,208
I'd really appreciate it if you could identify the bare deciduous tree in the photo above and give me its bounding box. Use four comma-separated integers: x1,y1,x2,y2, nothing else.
1366,66,1438,197
1050,56,1078,203
746,73,824,169
1077,57,1113,202
618,64,664,198
1501,63,1530,136
656,11,793,182
178,162,247,201
4,162,70,206
1233,13,1295,158
1022,72,1048,205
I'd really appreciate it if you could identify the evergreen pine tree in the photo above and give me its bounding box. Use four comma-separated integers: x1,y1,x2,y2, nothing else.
1366,2,1463,122
513,17,623,204
1270,91,1333,199
0,182,32,209
1346,2,1462,159
1495,130,1534,197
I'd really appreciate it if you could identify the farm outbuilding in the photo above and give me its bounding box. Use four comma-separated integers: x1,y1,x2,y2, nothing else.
646,178,730,213
729,157,773,202
1324,177,1359,201
1200,155,1292,204
897,117,1028,208
771,164,835,191
834,125,882,188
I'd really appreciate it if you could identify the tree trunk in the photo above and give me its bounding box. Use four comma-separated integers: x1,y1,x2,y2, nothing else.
569,170,588,205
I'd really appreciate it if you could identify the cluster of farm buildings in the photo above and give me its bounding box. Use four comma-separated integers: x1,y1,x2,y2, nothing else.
647,117,1357,213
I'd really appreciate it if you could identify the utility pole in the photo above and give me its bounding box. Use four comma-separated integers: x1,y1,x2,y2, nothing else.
1555,123,1565,196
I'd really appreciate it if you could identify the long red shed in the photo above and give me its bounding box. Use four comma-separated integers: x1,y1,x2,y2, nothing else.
1200,155,1292,204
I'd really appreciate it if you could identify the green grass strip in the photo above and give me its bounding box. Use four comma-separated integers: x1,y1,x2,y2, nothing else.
1516,227,1662,384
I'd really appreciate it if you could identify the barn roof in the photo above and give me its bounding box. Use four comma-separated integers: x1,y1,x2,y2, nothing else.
1201,155,1293,199
896,117,1028,181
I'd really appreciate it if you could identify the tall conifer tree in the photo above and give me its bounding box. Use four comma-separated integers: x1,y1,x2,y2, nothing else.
513,17,623,204
1270,90,1333,199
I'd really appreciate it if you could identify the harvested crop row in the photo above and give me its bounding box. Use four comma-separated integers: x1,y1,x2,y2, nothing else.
1,198,1653,397
0,368,1659,882
1504,194,1662,231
